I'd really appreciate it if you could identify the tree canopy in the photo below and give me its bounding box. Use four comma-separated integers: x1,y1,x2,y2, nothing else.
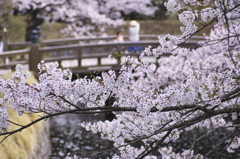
12,0,158,41
1,0,240,158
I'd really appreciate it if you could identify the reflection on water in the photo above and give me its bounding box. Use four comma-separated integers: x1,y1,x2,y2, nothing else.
50,113,118,158
50,113,240,158
168,127,240,158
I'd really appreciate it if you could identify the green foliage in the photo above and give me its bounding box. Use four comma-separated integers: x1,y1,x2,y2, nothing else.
111,51,122,65
7,16,26,42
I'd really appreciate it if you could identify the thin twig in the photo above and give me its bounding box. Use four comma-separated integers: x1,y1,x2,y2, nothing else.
203,127,238,158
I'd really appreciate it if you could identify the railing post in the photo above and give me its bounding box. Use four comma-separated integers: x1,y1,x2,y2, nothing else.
78,49,82,69
98,57,101,66
29,30,41,75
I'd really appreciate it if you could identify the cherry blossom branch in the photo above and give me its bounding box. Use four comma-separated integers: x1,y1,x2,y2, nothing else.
136,130,172,159
172,4,240,51
203,127,238,158
84,106,240,157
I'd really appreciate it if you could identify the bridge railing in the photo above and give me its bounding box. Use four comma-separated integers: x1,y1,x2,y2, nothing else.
6,34,205,50
0,29,204,75
0,40,201,75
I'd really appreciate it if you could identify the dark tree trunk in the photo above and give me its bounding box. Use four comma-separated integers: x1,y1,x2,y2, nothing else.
105,96,116,121
24,9,44,41
25,25,36,42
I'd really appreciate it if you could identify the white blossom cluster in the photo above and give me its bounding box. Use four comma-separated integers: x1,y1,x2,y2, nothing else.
164,0,181,13
2,0,240,158
184,0,210,6
179,11,198,36
227,137,240,153
201,8,221,22
0,102,9,132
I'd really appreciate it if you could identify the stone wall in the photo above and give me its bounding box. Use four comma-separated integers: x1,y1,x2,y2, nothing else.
0,72,51,159
31,119,51,159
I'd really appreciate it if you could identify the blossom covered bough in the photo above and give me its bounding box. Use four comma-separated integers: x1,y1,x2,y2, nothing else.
2,0,240,158
12,0,157,40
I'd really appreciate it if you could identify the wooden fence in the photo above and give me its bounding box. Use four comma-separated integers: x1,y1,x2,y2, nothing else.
0,34,204,75
5,35,204,50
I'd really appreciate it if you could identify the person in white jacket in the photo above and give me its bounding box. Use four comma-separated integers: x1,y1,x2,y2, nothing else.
0,41,3,53
129,20,140,42
128,20,142,53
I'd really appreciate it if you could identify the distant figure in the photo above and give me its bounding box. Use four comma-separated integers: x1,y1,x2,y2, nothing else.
116,31,125,53
1,28,10,64
129,20,140,42
116,31,124,42
128,20,142,53
0,28,6,53
0,41,3,53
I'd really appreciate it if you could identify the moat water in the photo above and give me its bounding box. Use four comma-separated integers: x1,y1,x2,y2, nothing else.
50,113,240,158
